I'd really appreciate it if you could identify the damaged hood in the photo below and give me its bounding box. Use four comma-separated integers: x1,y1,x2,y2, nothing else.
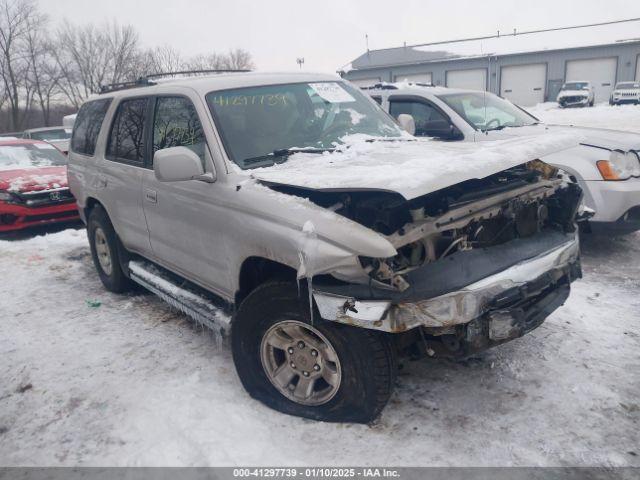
250,133,578,200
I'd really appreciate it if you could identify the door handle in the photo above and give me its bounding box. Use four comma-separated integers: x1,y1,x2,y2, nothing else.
145,189,157,203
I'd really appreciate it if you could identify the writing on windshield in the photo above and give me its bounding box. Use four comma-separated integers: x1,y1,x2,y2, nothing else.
206,81,402,169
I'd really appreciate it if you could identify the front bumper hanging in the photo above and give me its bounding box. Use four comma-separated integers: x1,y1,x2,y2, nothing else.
313,230,580,333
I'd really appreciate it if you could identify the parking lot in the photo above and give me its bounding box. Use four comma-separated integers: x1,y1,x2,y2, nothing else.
1,104,639,467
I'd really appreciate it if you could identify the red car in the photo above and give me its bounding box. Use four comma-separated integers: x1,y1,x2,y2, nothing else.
0,138,79,232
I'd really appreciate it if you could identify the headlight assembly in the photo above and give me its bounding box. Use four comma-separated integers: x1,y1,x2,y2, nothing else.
596,150,639,180
626,151,640,177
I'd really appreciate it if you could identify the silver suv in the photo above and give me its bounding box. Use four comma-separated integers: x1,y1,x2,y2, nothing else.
68,72,583,423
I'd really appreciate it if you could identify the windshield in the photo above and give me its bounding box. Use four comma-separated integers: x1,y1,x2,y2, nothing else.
616,82,639,89
562,82,589,91
0,143,67,170
206,81,403,169
29,129,71,141
437,92,538,131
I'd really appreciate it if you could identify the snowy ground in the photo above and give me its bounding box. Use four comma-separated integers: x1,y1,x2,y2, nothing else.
1,226,639,467
1,105,640,467
528,102,640,133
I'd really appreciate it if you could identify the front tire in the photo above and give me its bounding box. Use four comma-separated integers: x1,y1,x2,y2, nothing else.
231,281,396,423
87,205,133,293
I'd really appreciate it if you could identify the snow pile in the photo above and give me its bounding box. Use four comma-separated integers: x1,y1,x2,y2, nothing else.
529,103,640,134
251,132,580,199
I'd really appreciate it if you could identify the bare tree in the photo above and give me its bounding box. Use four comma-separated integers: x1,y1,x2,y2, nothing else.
183,52,223,71
54,23,110,107
25,11,62,126
145,45,185,74
54,21,140,107
0,3,255,131
223,48,254,70
105,21,138,84
0,0,40,130
184,48,254,71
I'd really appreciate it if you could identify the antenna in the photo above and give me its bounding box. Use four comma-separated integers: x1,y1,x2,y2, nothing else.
480,41,488,133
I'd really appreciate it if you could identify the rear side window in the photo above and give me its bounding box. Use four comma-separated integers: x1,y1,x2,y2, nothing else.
70,98,112,156
152,96,205,165
107,98,149,164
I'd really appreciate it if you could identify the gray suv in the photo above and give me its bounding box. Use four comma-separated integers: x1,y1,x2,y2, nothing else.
68,72,583,423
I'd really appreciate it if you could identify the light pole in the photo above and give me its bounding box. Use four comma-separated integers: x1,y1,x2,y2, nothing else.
296,58,304,69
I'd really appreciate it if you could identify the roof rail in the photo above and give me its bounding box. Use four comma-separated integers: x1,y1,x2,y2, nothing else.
98,69,252,94
359,83,398,90
144,69,251,81
99,78,152,94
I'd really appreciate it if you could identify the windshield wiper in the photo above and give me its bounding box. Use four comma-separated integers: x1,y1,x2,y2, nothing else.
364,137,415,143
482,125,508,132
242,147,333,167
483,122,538,132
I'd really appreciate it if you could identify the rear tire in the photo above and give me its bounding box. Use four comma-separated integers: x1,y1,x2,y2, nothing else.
87,205,133,293
231,281,396,423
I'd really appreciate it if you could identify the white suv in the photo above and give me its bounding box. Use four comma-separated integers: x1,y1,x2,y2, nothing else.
365,82,640,234
610,81,640,105
556,81,595,108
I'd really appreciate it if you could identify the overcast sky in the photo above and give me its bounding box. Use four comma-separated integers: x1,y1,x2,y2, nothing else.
40,0,640,73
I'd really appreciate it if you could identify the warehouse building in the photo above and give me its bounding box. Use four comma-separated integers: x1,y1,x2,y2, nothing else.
339,19,640,106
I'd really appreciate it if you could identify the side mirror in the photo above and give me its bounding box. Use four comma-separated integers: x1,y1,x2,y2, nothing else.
153,146,210,183
396,114,416,136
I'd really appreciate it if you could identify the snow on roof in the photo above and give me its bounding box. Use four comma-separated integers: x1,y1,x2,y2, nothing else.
344,19,640,71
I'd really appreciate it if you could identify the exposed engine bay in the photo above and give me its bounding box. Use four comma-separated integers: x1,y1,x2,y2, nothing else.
268,160,582,292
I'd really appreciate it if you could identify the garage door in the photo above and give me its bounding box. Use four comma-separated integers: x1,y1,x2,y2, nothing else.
394,72,432,85
500,64,546,106
348,77,381,87
446,69,487,91
566,58,617,103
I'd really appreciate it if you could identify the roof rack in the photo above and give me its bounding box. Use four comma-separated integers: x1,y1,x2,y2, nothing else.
99,69,252,94
359,83,398,90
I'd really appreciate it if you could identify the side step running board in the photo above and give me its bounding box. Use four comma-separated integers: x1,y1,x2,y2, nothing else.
128,260,232,337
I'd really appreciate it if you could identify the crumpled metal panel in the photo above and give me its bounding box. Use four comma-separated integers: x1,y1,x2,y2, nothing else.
313,234,579,333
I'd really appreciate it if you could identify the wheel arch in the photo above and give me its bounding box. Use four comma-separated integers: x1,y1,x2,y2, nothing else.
235,256,297,306
84,197,106,222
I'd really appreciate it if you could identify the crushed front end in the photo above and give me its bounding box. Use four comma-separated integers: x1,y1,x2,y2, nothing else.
308,161,583,358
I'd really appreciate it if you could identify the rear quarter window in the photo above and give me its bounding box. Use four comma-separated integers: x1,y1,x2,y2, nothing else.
71,98,112,156
106,98,149,165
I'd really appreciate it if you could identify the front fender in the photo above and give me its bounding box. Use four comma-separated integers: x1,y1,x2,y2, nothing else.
221,181,397,291
542,144,606,182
